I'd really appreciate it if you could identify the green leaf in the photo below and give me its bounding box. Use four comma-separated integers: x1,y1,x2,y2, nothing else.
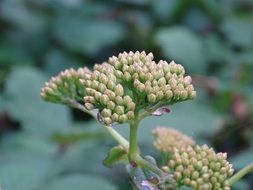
43,174,117,190
3,66,72,137
59,140,110,173
220,17,253,48
43,49,82,76
155,26,206,74
0,132,57,162
0,160,56,190
230,147,253,169
54,15,125,55
0,1,47,33
103,146,127,167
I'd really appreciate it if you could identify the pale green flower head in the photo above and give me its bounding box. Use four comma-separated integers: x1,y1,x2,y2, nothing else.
152,126,195,153
41,51,196,125
167,145,234,190
40,67,91,104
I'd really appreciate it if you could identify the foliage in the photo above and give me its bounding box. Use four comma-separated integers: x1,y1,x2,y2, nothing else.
0,0,253,189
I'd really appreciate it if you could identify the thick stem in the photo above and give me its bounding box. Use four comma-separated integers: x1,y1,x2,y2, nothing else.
129,117,139,161
228,162,253,186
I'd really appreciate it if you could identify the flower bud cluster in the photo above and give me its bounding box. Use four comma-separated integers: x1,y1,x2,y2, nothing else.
167,145,234,190
81,63,136,125
40,67,91,104
108,51,196,105
152,127,195,153
41,51,196,125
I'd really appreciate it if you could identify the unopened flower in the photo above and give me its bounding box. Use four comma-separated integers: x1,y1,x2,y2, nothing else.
81,63,136,125
40,67,91,104
152,127,195,153
167,145,234,190
41,51,196,126
108,51,196,107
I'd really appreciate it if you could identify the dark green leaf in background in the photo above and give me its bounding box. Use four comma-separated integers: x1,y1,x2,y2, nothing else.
3,66,72,137
43,174,117,190
54,15,126,55
155,26,206,74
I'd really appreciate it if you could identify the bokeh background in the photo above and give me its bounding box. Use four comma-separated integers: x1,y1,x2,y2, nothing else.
0,0,253,189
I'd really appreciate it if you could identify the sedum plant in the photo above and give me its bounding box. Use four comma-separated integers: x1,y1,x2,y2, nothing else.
41,51,253,190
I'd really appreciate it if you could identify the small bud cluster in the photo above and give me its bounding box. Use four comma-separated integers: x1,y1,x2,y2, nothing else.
40,67,91,104
167,145,234,190
108,51,196,106
152,127,195,153
81,63,135,125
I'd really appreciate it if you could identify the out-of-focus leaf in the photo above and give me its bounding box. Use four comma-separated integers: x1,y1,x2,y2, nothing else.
3,66,72,137
103,146,127,167
232,179,250,190
183,8,211,32
150,0,178,22
59,140,110,173
43,174,117,190
0,1,47,33
43,49,82,76
203,34,230,64
220,17,253,48
230,147,253,169
54,15,126,55
0,160,56,190
0,132,57,162
155,26,206,74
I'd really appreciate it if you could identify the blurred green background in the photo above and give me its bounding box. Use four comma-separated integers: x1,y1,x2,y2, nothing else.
0,0,253,189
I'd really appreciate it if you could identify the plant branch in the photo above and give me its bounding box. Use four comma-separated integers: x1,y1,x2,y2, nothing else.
135,155,165,177
129,117,140,161
69,99,167,178
228,162,253,186
68,99,129,150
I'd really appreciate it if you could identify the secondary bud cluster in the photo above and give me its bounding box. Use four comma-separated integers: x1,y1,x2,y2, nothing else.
40,67,91,104
152,127,195,153
108,51,196,106
81,63,136,125
167,145,234,190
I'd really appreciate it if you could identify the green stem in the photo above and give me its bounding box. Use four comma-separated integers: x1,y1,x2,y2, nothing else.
69,99,129,150
135,155,165,177
101,125,129,150
129,117,139,161
228,162,253,186
69,100,166,178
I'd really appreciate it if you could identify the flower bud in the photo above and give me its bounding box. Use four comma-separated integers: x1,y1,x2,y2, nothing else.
115,96,123,105
127,111,135,119
147,94,156,103
101,109,112,117
103,117,112,125
164,144,234,190
115,84,124,96
119,114,128,123
107,101,116,110
115,106,125,115
126,102,135,111
84,103,94,110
